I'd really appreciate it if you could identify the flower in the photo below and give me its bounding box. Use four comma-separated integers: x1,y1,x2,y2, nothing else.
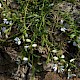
32,44,37,47
70,59,75,62
61,55,65,58
26,39,31,42
17,40,21,45
68,69,71,72
23,57,28,61
14,37,20,42
60,27,67,32
52,64,58,72
58,66,65,73
1,27,6,32
24,45,29,51
14,37,21,45
53,56,58,61
3,0,6,1
3,13,6,16
5,34,8,38
3,18,7,24
22,57,28,65
9,21,12,25
73,41,77,46
25,33,28,38
0,3,2,8
66,64,68,67
60,19,64,24
68,70,71,79
24,45,29,49
6,21,9,24
52,49,57,53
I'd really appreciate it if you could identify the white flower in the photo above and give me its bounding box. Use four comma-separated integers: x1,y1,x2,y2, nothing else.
3,0,6,1
24,45,29,51
22,57,28,64
52,49,57,53
3,18,7,24
60,27,67,32
61,55,65,58
24,45,29,49
3,13,6,16
14,37,20,42
68,71,71,79
60,19,64,24
70,59,75,62
1,27,6,32
66,64,68,67
68,41,71,43
9,21,12,25
52,64,58,72
0,3,2,8
68,69,71,72
23,57,28,61
5,34,8,38
58,66,65,73
25,33,28,38
3,18,10,24
17,40,21,45
26,39,31,42
14,37,21,45
53,56,58,61
3,18,7,21
6,21,9,24
32,44,37,47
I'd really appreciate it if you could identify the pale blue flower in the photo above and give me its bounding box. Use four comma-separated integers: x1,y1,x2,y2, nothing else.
14,37,21,45
52,64,58,72
2,27,6,32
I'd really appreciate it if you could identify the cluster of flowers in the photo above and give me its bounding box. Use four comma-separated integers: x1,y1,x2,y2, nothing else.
0,18,12,38
52,49,76,79
14,35,37,50
3,18,12,25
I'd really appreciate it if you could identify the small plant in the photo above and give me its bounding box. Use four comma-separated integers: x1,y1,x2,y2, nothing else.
0,0,80,80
